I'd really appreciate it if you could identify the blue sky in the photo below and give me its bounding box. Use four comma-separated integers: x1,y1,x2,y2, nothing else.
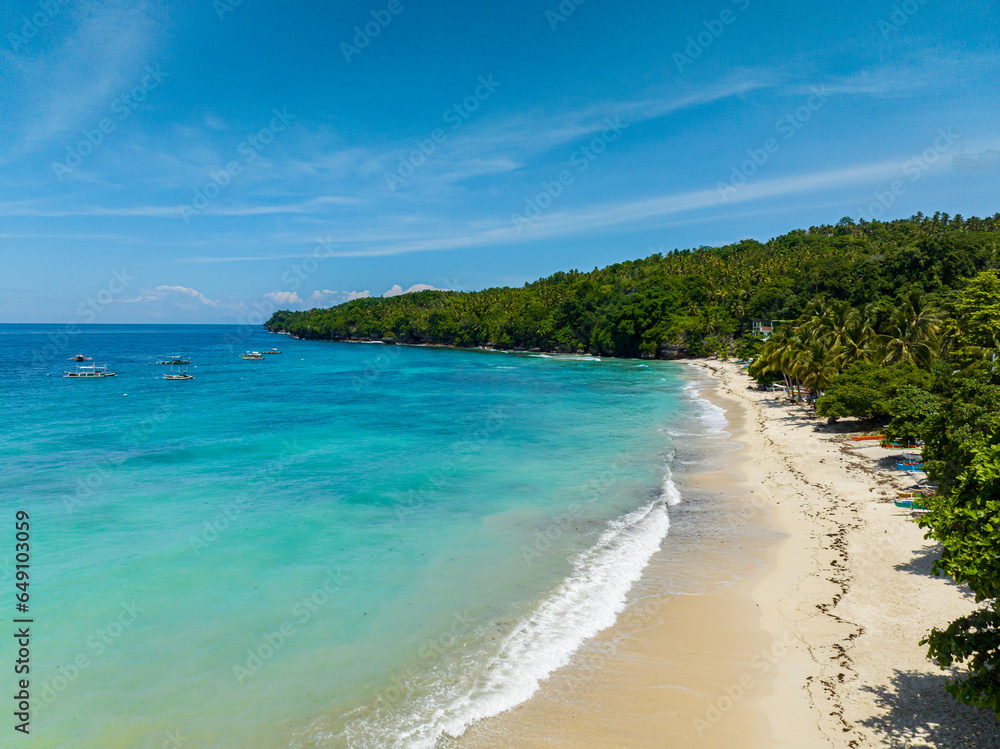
1,0,998,323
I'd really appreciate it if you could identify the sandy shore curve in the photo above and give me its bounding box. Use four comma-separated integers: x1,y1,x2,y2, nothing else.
455,359,999,748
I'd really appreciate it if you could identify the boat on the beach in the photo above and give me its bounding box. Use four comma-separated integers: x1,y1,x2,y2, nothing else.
64,355,117,378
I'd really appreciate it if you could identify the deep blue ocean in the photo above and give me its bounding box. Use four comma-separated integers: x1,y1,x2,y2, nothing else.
0,324,726,748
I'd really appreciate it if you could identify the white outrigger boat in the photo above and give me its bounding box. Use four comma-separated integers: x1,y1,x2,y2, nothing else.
163,363,194,381
65,354,117,378
242,351,264,360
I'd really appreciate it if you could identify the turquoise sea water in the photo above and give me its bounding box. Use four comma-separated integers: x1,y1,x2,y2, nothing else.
1,325,724,748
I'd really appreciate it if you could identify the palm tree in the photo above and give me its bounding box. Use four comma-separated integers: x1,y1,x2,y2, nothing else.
789,326,841,397
875,291,941,369
834,304,877,368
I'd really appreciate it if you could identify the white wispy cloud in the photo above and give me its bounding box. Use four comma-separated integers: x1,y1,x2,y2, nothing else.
308,289,371,304
118,285,221,308
263,291,302,305
0,195,359,218
190,157,918,261
787,52,1000,98
383,284,441,297
953,145,1000,173
3,1,167,164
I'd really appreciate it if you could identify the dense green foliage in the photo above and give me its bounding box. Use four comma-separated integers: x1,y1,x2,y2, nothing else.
750,289,942,407
919,433,1000,713
752,256,1000,716
885,386,941,448
922,364,1000,493
816,362,930,420
945,269,1000,366
266,213,1000,358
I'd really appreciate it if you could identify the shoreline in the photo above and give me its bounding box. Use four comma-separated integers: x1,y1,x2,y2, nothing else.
699,359,998,747
267,329,673,361
454,358,1000,747
455,360,785,748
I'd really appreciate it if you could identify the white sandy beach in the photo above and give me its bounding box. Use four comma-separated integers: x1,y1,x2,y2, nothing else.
457,358,1000,748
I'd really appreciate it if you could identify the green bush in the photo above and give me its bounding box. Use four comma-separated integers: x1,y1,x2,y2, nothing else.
885,386,940,446
816,362,930,420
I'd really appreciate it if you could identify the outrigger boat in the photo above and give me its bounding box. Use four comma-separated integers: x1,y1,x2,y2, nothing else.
242,351,264,360
163,364,194,380
262,348,281,355
156,354,190,365
65,355,117,378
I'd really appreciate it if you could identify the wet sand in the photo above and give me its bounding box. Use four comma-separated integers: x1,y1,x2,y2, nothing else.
455,359,999,748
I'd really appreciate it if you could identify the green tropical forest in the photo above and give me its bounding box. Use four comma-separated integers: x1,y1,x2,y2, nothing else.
266,212,999,358
267,210,1000,715
748,253,1000,715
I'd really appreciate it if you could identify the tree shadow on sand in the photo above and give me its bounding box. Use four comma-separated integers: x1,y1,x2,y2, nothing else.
891,540,974,598
858,669,1000,748
813,417,884,435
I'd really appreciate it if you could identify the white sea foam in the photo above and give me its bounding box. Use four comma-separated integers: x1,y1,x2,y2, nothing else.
660,465,682,506
528,354,601,362
338,494,674,748
696,397,727,434
679,371,728,436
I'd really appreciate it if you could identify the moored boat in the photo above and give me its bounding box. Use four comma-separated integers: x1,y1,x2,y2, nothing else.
156,355,190,365
65,355,117,378
164,362,194,380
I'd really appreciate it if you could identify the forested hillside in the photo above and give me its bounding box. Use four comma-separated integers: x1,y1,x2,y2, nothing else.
265,212,1000,358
